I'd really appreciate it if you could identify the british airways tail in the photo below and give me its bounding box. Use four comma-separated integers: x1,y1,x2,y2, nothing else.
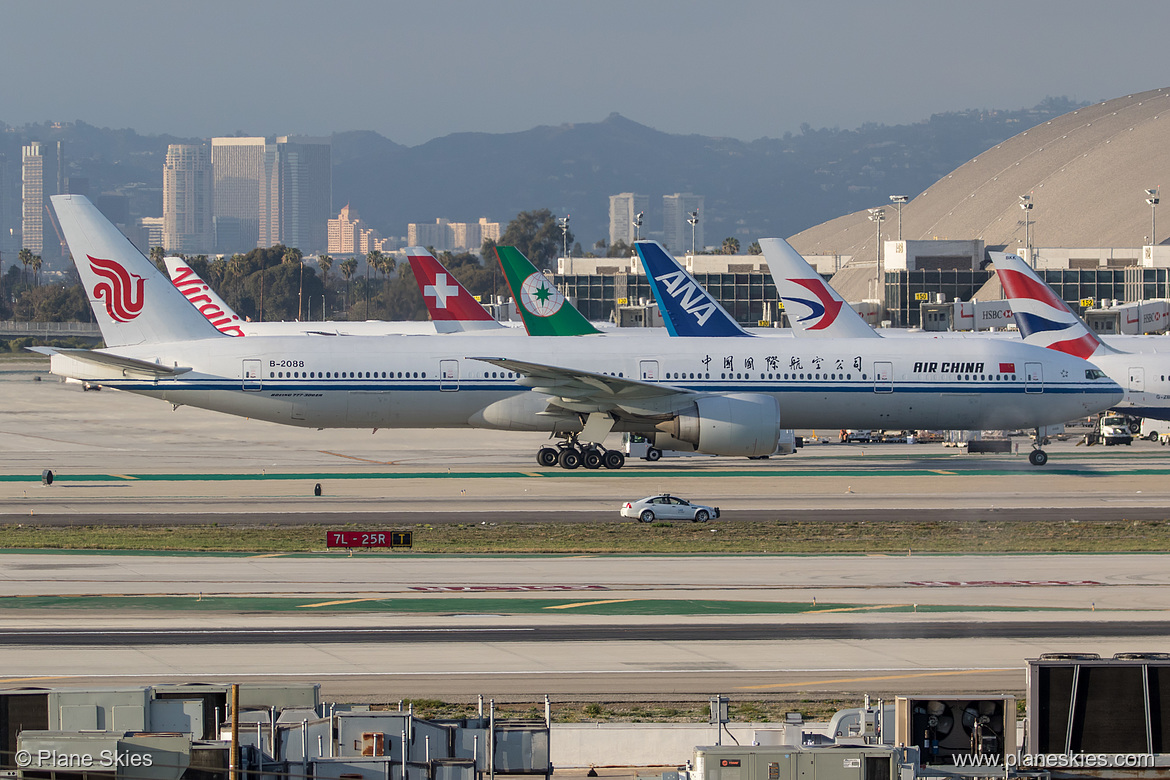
51,195,225,347
164,257,246,336
758,237,881,339
991,252,1114,359
634,240,749,337
404,247,503,333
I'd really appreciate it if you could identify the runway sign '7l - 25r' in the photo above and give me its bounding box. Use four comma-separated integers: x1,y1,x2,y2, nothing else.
327,531,413,549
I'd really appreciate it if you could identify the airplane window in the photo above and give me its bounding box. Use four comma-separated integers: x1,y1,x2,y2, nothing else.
422,373,426,378
721,373,726,379
492,372,497,378
862,374,867,380
620,372,624,377
269,372,274,378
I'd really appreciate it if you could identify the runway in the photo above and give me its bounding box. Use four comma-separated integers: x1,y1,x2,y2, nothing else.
3,359,1170,704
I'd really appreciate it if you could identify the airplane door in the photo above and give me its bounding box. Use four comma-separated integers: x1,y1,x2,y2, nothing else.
873,361,893,393
640,360,659,381
1025,362,1043,393
440,359,459,391
242,359,262,391
1129,367,1145,393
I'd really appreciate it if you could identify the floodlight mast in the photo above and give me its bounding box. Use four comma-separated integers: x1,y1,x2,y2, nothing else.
868,208,885,303
889,195,908,240
1146,188,1160,246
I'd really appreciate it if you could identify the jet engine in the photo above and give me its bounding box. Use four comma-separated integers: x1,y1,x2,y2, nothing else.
655,393,780,457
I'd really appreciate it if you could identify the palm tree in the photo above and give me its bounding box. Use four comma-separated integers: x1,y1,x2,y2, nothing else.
18,248,32,287
376,253,396,316
721,237,740,255
31,255,42,287
365,250,382,319
317,254,332,320
283,247,303,320
340,257,358,312
149,246,166,272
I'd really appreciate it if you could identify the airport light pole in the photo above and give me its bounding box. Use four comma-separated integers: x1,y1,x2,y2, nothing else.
889,195,908,240
558,215,570,261
1019,195,1033,267
868,208,885,303
633,211,644,242
1146,188,1159,246
688,210,699,257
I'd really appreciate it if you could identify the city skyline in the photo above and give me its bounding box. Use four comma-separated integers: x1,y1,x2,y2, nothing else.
3,0,1166,148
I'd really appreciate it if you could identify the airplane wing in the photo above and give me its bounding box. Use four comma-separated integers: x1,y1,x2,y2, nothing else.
470,356,695,415
28,346,192,378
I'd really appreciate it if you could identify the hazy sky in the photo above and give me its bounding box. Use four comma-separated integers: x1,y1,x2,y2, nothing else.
5,0,1168,146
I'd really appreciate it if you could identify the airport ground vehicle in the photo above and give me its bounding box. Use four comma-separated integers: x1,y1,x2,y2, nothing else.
1085,413,1134,446
620,494,720,523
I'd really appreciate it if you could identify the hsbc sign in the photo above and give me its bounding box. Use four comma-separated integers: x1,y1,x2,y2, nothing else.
974,301,1015,329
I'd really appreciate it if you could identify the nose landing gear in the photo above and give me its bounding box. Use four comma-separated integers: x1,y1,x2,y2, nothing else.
1028,427,1048,466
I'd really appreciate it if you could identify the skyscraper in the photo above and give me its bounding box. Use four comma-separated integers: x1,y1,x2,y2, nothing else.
259,137,331,253
609,192,649,247
22,140,64,258
211,136,265,253
327,204,362,255
163,144,214,253
662,192,704,254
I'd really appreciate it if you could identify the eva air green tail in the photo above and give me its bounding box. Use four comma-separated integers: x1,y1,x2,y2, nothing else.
495,246,600,336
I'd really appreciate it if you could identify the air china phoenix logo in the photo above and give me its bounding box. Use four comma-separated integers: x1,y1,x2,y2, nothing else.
169,264,245,336
89,255,145,322
786,277,842,330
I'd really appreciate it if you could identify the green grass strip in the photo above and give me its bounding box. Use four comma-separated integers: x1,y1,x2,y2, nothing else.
0,594,1052,614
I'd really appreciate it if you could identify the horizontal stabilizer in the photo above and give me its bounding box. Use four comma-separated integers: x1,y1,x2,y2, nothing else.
32,346,191,379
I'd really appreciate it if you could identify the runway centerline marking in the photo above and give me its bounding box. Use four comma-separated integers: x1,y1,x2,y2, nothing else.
544,599,640,610
802,604,912,614
298,597,387,608
738,667,1015,690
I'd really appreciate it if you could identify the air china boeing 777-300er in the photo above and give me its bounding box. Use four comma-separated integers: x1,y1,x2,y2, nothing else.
41,195,1120,469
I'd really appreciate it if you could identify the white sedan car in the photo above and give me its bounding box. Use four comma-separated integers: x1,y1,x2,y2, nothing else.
620,494,720,523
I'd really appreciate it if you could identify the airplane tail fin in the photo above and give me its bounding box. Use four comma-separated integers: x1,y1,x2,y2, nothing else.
163,257,246,336
758,237,881,339
495,246,600,335
51,195,225,347
634,240,749,337
404,247,503,332
990,252,1112,358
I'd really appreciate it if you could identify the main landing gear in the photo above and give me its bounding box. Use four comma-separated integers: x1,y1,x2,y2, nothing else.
537,436,626,470
1028,427,1049,466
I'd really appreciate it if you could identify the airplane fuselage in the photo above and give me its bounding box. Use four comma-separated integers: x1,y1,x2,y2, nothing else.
52,331,1120,433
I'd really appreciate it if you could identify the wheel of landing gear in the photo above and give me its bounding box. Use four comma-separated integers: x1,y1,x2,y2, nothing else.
602,450,625,470
1028,449,1048,466
558,447,582,469
537,446,559,468
645,447,662,462
581,448,603,469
